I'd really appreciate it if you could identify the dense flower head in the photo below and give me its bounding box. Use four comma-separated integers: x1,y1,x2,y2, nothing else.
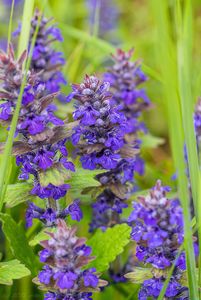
71,75,137,170
0,46,76,201
0,45,63,137
14,10,67,101
128,180,183,268
0,45,79,227
36,219,107,299
104,48,150,137
127,180,194,299
86,0,119,38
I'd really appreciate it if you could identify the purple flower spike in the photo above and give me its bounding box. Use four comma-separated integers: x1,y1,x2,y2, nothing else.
127,180,196,299
36,219,107,299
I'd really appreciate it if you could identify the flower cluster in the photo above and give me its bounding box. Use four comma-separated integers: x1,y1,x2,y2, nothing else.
104,48,150,138
0,45,80,226
36,219,107,300
71,74,140,230
14,10,67,101
127,180,191,299
71,74,133,170
86,0,119,39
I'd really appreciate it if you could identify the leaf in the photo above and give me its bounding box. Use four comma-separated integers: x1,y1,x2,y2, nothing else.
0,259,30,285
4,182,33,208
141,134,165,149
0,214,37,274
69,168,104,193
124,268,152,284
39,164,71,187
86,224,131,272
29,227,56,247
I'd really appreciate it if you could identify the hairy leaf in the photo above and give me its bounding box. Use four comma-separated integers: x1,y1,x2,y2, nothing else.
70,168,103,193
4,182,33,208
86,224,131,272
39,164,71,187
0,214,37,274
0,259,30,285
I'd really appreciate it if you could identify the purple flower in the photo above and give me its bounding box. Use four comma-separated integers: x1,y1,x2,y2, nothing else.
83,269,98,288
127,181,193,299
71,75,131,171
54,271,78,289
37,220,105,298
26,200,82,227
0,102,12,120
33,150,54,170
39,265,53,285
67,199,83,221
40,249,52,263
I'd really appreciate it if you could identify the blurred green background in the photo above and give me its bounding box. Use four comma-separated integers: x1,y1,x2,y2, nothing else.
0,0,201,299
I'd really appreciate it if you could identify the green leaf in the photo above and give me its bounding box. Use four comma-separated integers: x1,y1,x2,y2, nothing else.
0,214,37,274
4,182,33,208
39,164,71,187
0,259,30,285
69,168,103,193
29,227,56,247
141,134,165,149
17,0,35,57
124,268,152,284
86,224,131,272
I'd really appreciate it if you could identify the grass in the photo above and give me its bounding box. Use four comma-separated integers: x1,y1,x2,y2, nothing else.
151,0,199,298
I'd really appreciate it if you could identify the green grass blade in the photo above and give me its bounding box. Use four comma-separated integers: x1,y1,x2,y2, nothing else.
7,0,15,50
151,0,198,298
175,0,201,295
92,0,100,37
17,0,35,58
0,2,44,211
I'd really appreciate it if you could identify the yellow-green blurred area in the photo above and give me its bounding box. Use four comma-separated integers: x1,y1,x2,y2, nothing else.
0,0,200,299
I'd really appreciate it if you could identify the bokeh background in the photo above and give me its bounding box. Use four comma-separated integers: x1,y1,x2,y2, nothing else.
0,0,200,299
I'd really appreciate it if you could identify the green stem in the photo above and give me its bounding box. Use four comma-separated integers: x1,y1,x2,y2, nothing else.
7,0,15,50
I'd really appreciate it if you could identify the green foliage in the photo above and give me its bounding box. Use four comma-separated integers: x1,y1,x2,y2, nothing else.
70,167,103,192
0,214,37,274
4,182,34,208
29,227,56,247
141,134,165,149
86,224,131,273
0,259,30,285
39,165,71,187
124,268,152,284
